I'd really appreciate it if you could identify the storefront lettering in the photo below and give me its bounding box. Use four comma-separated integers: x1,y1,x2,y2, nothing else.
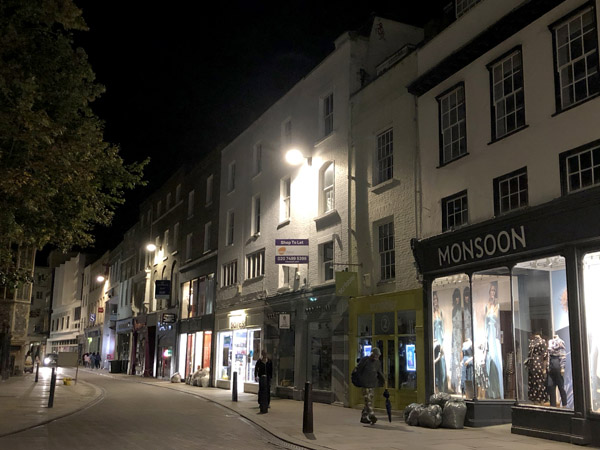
230,319,246,329
438,226,526,267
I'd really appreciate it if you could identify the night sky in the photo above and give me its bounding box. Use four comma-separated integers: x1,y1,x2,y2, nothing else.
74,1,443,254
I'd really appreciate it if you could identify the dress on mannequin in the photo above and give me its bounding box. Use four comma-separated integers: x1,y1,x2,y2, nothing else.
547,335,567,407
485,303,504,399
527,334,548,404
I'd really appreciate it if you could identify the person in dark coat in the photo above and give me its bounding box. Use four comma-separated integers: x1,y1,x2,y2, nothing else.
356,347,385,424
254,350,273,406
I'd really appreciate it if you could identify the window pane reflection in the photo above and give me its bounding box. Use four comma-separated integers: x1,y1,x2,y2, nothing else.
582,252,600,413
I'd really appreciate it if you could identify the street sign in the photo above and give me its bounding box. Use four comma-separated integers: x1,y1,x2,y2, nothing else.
275,239,309,264
155,280,171,299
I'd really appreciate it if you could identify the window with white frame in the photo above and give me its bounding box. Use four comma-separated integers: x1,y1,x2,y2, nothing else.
187,190,195,218
166,192,171,211
222,260,238,287
283,119,292,146
281,176,291,221
378,221,395,281
252,195,261,235
561,140,600,194
228,161,236,192
376,128,393,184
321,162,334,213
176,184,182,203
253,144,262,176
246,249,265,279
494,167,528,215
323,93,333,136
173,222,180,251
456,0,482,18
321,241,334,282
186,233,193,261
552,6,599,111
438,84,466,165
280,265,297,288
204,222,211,253
441,190,468,232
226,210,235,246
489,49,525,139
206,174,213,205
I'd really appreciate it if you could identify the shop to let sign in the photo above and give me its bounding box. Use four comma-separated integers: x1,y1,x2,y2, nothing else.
275,239,309,263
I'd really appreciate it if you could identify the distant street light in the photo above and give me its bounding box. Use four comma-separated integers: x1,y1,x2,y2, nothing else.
285,149,312,166
146,243,156,252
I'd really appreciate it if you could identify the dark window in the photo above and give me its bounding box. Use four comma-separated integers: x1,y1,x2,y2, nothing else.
437,84,467,165
376,128,393,184
489,48,525,139
493,167,528,215
378,222,395,281
442,190,468,232
560,140,600,194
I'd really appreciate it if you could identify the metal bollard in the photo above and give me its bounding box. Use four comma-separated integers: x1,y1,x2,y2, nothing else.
48,367,56,408
258,374,268,413
35,363,39,382
232,371,238,402
302,381,313,433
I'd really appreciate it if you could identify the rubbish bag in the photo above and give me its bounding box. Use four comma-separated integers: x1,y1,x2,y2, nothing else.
429,392,451,408
404,403,423,423
170,372,182,383
407,406,423,426
441,400,467,429
418,404,443,429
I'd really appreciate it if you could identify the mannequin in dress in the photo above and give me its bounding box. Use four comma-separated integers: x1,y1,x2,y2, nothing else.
433,292,447,393
461,338,474,398
527,332,548,404
451,288,463,394
485,281,504,399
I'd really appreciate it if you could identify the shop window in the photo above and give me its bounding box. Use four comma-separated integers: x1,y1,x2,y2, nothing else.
398,310,417,390
472,268,513,400
513,256,572,409
308,321,332,390
376,128,393,185
582,252,600,413
217,331,233,381
321,162,335,214
277,320,295,387
181,281,191,319
442,190,468,232
432,274,472,397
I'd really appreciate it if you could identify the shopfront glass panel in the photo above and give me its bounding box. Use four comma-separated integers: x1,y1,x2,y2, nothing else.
178,333,187,377
356,314,372,364
308,321,332,390
398,310,417,390
197,278,206,316
472,268,513,400
186,334,195,378
194,332,204,372
181,281,191,319
203,331,212,370
432,274,472,397
582,252,600,413
217,331,232,380
277,324,295,387
232,329,248,385
191,279,199,317
386,339,396,389
247,329,261,382
513,256,572,408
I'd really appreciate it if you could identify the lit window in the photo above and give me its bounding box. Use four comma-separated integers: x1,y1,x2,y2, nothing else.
489,49,525,139
442,190,468,232
322,162,334,213
552,6,599,111
438,84,467,165
222,260,238,287
378,221,395,281
376,128,393,184
494,167,528,215
323,93,333,136
281,176,291,221
246,250,265,279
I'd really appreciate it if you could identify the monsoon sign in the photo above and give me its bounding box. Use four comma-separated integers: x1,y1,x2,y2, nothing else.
275,239,309,263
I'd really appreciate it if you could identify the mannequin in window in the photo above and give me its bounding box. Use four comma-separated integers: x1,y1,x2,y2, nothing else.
527,332,548,404
463,287,472,342
485,281,504,399
547,334,567,407
451,288,463,394
461,338,474,398
433,291,447,393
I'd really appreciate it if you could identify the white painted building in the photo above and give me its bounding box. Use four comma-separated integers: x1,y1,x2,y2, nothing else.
409,0,600,444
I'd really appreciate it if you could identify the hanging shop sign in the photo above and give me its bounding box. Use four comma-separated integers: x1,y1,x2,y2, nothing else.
162,313,176,324
98,307,104,313
89,313,96,324
279,313,291,329
155,280,171,299
275,239,309,263
335,271,358,297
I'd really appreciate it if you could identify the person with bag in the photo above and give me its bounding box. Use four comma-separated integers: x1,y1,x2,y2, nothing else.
354,347,385,424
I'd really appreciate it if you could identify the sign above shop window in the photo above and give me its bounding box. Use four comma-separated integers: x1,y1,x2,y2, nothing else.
162,313,176,324
155,280,171,299
275,239,309,264
229,312,247,329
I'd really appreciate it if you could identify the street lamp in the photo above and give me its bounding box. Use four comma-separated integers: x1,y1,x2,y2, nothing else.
96,275,105,283
146,243,156,252
285,149,312,166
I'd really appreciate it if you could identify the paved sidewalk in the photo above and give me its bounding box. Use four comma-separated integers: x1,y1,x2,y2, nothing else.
0,367,103,437
92,370,581,450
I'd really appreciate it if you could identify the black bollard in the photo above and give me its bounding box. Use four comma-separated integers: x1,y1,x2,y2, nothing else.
35,363,39,382
232,371,238,402
258,374,268,413
303,381,313,433
48,367,56,408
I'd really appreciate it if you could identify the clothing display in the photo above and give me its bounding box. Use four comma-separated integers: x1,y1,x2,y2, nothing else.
463,305,472,342
527,334,548,404
485,304,504,399
451,305,463,393
461,339,474,397
433,312,447,393
547,335,567,407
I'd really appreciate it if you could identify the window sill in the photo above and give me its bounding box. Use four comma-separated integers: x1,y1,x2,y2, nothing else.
487,124,529,145
227,189,236,196
370,178,400,194
437,152,470,168
314,209,340,229
203,249,211,255
205,201,213,208
252,171,262,180
187,214,194,220
277,219,291,229
552,92,600,117
314,131,335,147
171,250,178,256
243,275,264,286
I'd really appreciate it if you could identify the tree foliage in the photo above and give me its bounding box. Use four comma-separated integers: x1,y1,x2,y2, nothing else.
0,0,147,284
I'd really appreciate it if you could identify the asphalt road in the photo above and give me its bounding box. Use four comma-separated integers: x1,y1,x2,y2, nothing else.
0,371,297,450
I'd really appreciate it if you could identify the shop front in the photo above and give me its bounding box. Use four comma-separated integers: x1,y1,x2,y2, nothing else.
156,310,177,379
177,316,213,381
411,189,600,445
115,318,133,374
348,289,425,411
215,308,263,394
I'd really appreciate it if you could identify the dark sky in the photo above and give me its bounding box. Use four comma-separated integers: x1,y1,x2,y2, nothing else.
74,1,443,254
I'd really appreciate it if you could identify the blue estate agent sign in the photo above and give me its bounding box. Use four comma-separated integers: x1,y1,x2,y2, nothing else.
275,239,309,264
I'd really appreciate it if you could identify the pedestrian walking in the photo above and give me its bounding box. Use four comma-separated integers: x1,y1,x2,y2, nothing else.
254,350,273,406
354,347,385,425
84,353,90,368
95,352,101,369
90,352,96,369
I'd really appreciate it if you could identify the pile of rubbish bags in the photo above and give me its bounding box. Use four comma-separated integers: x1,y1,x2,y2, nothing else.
404,393,467,429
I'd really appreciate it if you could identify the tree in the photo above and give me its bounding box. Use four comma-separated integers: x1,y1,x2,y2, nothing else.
0,0,147,286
